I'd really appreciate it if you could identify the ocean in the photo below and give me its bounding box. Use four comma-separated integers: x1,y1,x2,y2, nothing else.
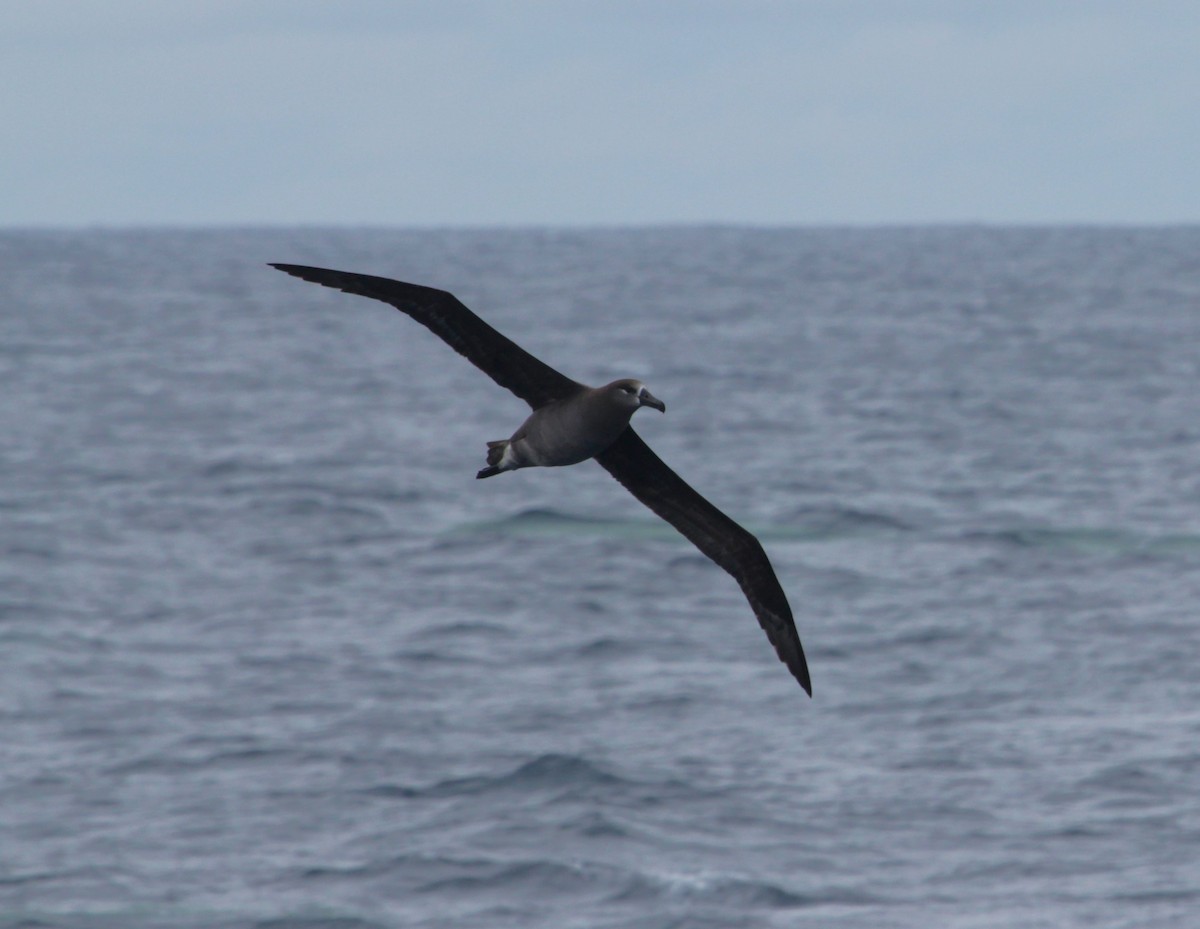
1,226,1198,928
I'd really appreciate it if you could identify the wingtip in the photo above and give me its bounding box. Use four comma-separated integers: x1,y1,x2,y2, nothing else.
771,634,812,696
775,626,812,696
790,652,813,697
269,263,348,291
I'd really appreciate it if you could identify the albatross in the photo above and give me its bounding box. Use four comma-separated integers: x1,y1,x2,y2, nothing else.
270,264,812,695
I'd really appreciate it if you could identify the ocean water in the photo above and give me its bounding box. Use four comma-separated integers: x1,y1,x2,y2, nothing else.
2,226,1198,928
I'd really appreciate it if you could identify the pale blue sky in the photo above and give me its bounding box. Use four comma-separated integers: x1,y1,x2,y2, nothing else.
4,1,1198,226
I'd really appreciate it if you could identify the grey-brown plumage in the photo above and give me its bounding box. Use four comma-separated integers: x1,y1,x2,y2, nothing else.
270,263,812,696
476,378,664,478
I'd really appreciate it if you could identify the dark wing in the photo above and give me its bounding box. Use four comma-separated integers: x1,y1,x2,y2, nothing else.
595,427,812,695
270,264,583,410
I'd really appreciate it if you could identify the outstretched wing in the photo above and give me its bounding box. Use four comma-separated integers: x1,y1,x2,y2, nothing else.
270,264,583,410
595,427,811,695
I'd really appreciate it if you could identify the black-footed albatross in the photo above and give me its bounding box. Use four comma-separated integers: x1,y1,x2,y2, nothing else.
270,264,812,695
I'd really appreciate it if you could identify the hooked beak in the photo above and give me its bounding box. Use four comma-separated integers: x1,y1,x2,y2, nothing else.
639,389,666,413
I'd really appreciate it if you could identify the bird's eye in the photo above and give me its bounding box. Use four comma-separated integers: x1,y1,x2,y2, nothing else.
621,385,636,394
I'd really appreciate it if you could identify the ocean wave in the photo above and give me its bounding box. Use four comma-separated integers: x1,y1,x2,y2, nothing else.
783,504,914,536
609,869,878,910
964,526,1200,557
363,753,629,802
295,851,855,916
242,492,391,526
107,744,311,777
253,917,390,929
451,507,681,542
298,852,626,900
450,504,914,544
413,858,606,897
359,754,719,816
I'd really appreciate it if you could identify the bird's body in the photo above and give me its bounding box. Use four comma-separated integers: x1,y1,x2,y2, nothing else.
478,379,664,478
270,263,812,695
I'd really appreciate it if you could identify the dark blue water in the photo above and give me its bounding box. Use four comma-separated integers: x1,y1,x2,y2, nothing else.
2,227,1198,928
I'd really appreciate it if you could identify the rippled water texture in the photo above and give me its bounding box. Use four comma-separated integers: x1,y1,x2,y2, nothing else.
2,227,1199,928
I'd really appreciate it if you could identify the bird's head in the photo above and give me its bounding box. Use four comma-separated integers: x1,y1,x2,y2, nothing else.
604,378,666,414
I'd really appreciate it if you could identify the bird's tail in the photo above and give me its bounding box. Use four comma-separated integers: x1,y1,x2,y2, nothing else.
476,440,508,479
485,440,507,465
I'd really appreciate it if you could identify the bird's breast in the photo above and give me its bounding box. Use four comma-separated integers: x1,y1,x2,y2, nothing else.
518,400,631,468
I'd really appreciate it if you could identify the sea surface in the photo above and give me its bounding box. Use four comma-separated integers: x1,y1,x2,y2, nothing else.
2,226,1199,928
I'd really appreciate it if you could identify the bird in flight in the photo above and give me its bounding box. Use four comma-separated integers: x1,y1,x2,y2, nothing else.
271,264,811,695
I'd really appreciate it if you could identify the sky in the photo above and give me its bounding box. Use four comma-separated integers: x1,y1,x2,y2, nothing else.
4,1,1199,227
